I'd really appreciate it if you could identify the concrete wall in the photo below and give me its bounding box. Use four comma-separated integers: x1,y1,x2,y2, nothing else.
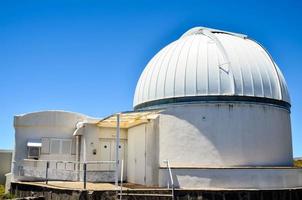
158,103,292,167
81,125,127,181
13,111,88,181
81,125,127,163
0,150,12,184
159,167,302,190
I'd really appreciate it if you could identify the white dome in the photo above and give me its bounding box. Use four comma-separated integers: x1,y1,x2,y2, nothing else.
134,27,290,110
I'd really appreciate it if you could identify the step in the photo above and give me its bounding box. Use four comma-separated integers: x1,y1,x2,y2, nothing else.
118,193,173,197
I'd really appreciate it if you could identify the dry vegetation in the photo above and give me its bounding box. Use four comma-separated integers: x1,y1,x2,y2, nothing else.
294,159,302,167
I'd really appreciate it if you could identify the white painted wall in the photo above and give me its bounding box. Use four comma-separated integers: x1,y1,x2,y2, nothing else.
0,150,12,184
159,167,302,189
13,111,87,181
81,125,127,180
158,103,293,167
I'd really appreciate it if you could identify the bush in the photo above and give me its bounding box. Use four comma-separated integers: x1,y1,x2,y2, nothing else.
0,185,5,196
294,159,302,167
0,185,15,199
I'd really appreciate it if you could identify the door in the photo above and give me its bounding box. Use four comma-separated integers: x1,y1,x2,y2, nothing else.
99,139,127,179
100,140,111,170
127,124,146,185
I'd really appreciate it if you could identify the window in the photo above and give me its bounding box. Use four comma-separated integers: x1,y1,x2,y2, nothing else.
27,139,41,159
28,147,40,158
50,138,73,155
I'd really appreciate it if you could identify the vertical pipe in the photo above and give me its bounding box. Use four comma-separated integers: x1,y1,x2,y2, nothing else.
119,159,124,200
83,163,87,190
75,135,80,181
83,136,86,163
45,161,49,184
115,114,120,187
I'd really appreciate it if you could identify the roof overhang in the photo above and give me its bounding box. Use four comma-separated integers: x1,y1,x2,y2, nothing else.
96,110,161,129
27,139,42,147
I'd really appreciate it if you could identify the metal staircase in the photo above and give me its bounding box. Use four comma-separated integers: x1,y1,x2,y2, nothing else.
118,160,175,199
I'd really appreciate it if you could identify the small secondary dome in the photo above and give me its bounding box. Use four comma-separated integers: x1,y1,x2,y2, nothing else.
133,27,290,110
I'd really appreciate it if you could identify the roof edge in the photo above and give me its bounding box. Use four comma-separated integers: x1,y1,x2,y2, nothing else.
134,95,291,111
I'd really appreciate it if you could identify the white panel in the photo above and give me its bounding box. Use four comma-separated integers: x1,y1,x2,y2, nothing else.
252,46,272,98
164,38,189,97
219,34,244,95
61,140,71,154
50,139,60,154
148,45,171,100
141,52,162,102
174,36,194,96
185,35,199,96
71,138,76,155
217,48,232,94
260,50,280,99
196,36,209,94
156,42,177,99
41,138,50,154
207,42,219,94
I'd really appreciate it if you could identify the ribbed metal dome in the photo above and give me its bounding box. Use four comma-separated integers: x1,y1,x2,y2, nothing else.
133,27,290,110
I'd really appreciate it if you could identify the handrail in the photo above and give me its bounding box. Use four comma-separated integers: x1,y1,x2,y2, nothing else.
20,159,118,189
22,159,115,164
163,160,175,200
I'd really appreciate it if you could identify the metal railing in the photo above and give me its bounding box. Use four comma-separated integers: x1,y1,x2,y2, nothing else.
163,160,175,200
19,159,117,189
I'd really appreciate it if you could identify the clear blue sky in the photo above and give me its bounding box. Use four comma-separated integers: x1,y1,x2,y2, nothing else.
0,0,301,157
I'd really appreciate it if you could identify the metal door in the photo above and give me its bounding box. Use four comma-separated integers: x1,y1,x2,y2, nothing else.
100,140,111,170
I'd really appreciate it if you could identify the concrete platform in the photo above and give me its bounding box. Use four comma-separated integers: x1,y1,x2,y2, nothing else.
10,181,302,200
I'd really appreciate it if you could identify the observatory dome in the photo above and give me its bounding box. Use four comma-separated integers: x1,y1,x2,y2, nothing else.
133,27,290,110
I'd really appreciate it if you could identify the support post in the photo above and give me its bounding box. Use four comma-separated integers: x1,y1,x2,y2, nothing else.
83,162,87,190
45,161,49,184
76,135,81,180
119,159,124,200
115,113,121,187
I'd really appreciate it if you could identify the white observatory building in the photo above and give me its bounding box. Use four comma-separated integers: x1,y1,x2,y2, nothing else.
11,27,302,190
132,27,301,189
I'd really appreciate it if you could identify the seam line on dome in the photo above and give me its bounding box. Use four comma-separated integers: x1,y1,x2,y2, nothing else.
154,41,175,99
249,40,265,97
239,38,255,96
259,49,273,98
230,37,245,95
251,38,283,100
147,44,169,101
173,37,191,97
138,53,156,103
184,35,196,96
195,35,202,95
215,42,221,94
163,38,185,98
